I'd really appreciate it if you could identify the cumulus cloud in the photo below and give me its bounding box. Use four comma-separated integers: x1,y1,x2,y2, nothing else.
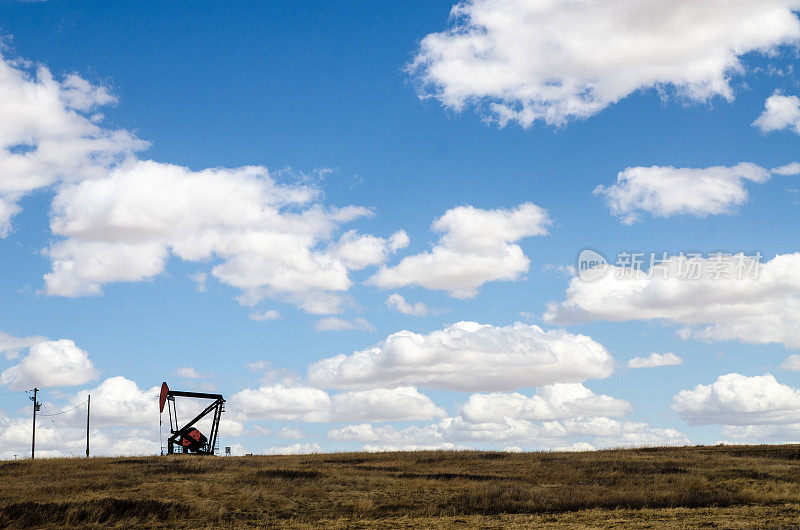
672,373,800,426
720,423,800,443
329,415,686,451
459,384,631,423
781,354,800,371
264,442,321,455
542,264,577,278
308,321,614,391
772,162,800,175
330,386,446,422
753,93,800,134
0,55,146,236
66,378,241,435
175,367,208,379
369,203,551,298
409,0,800,127
594,163,773,224
328,423,442,445
0,413,156,459
44,159,407,314
628,353,683,369
68,377,160,427
0,331,46,360
0,339,98,390
277,427,304,439
245,360,271,372
249,310,281,322
545,252,800,349
0,52,408,314
230,384,332,421
229,384,443,423
672,373,800,425
385,293,430,316
272,378,680,451
314,317,375,332
0,374,237,458
329,229,409,270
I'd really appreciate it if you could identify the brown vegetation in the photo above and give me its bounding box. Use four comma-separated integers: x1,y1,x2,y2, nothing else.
3,445,800,528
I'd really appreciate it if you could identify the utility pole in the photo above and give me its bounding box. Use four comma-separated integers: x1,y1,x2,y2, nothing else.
85,394,91,458
30,388,39,460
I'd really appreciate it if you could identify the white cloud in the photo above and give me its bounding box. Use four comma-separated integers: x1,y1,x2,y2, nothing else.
329,229,409,270
772,162,800,175
230,384,332,421
542,264,576,278
0,413,77,455
245,360,271,372
249,310,281,322
67,376,160,427
0,331,46,360
781,354,800,371
628,353,683,369
672,373,800,426
329,387,446,422
545,252,800,349
409,0,800,127
0,413,162,459
594,163,771,224
277,427,304,439
308,321,614,391
44,159,402,314
328,422,443,445
0,55,146,236
329,413,687,450
595,425,690,448
362,443,467,452
553,442,595,452
369,203,551,298
175,367,208,379
459,384,631,423
314,317,375,332
264,442,321,455
230,383,444,423
190,271,207,292
720,423,800,443
0,375,240,457
385,293,430,316
441,415,687,448
0,52,409,315
1,339,98,390
753,93,800,134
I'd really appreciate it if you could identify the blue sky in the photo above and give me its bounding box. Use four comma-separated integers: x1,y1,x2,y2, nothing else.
1,0,800,457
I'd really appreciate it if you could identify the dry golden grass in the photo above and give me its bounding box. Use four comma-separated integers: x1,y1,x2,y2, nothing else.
3,445,800,528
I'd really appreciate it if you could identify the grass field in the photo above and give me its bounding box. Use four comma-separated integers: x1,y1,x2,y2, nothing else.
3,445,800,528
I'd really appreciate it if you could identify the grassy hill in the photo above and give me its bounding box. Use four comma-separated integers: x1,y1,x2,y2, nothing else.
3,444,800,528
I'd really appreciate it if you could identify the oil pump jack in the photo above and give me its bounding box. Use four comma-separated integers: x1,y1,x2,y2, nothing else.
159,382,225,455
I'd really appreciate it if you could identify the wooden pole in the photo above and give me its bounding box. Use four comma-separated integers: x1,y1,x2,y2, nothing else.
31,387,38,460
85,394,91,458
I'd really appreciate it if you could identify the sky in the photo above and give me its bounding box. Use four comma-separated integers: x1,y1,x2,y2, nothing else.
1,0,800,458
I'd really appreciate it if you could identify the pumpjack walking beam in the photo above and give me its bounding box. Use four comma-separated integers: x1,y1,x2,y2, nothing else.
159,382,225,455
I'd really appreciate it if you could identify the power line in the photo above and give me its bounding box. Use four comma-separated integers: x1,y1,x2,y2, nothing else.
41,402,80,458
38,401,86,417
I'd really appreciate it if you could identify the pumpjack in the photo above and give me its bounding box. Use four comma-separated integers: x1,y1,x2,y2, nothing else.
159,382,225,455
